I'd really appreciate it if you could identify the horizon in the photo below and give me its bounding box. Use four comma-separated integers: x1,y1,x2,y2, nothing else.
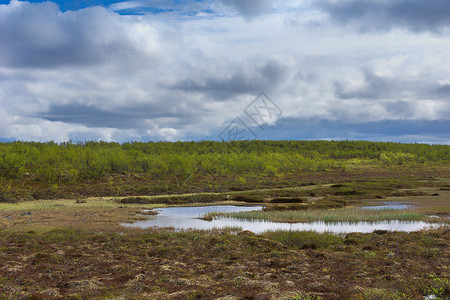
0,138,449,147
0,0,449,144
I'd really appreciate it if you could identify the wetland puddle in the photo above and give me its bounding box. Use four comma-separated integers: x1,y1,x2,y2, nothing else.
122,205,444,234
361,202,415,210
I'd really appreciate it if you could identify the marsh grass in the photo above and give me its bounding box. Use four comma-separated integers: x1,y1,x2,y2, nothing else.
0,225,447,299
207,207,429,223
206,187,450,223
264,230,343,249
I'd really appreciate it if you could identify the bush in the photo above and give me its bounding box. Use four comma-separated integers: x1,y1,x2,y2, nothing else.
380,152,416,165
119,196,150,204
233,194,265,203
0,183,18,203
270,197,306,203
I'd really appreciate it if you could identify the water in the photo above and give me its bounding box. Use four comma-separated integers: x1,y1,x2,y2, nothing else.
142,205,262,218
122,205,444,234
361,202,414,211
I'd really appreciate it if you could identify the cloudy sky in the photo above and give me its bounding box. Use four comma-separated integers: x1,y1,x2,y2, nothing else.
0,0,449,143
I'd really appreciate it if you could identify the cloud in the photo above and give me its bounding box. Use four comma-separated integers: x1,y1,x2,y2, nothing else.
170,57,289,100
0,0,167,68
276,50,450,124
0,1,449,144
316,0,450,33
436,84,450,96
220,0,274,19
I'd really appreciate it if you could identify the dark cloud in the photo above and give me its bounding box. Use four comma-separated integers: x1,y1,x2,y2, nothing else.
220,0,273,18
172,76,259,100
38,100,201,129
0,1,162,68
261,60,287,85
334,69,448,104
384,101,415,119
258,118,450,142
170,59,288,100
316,0,450,33
436,85,450,96
39,104,143,128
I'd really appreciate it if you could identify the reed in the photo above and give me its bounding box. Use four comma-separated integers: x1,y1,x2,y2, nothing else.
207,207,436,223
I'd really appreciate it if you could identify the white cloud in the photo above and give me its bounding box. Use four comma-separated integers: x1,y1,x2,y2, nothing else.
0,0,449,143
0,1,168,68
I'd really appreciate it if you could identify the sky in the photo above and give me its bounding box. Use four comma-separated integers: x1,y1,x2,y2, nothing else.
0,0,449,144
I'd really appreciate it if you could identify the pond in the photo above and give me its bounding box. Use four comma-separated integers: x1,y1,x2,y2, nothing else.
122,205,444,234
360,202,415,211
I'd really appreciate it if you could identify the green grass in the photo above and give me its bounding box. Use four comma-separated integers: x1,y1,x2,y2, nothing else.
207,207,431,223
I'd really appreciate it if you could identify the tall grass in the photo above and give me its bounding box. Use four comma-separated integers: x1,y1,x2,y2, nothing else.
208,208,429,223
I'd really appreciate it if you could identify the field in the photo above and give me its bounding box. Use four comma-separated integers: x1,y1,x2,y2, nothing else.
0,141,449,299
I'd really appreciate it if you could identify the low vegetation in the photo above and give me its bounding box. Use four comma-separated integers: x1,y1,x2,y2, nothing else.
0,140,449,299
0,140,449,201
0,228,448,299
208,207,428,223
1,140,448,182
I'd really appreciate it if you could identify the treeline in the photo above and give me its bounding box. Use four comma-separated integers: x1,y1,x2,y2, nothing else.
0,140,448,182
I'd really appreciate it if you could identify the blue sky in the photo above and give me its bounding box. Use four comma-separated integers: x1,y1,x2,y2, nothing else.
2,0,120,11
0,0,449,144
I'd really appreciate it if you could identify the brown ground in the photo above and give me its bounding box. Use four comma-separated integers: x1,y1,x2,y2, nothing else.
0,206,145,233
0,166,449,299
0,228,448,299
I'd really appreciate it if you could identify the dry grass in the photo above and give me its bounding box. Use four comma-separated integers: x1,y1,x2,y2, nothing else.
0,228,448,299
0,198,149,232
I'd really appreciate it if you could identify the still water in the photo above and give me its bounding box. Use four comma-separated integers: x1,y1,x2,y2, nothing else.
122,205,444,234
361,202,415,210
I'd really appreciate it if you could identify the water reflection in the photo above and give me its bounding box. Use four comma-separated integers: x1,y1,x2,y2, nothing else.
122,205,444,234
361,202,414,211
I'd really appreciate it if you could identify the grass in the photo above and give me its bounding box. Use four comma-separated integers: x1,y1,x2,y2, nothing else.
2,163,449,200
0,143,449,299
1,177,449,234
0,198,154,233
206,207,432,223
264,230,343,249
0,170,448,298
205,183,450,223
0,228,448,299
